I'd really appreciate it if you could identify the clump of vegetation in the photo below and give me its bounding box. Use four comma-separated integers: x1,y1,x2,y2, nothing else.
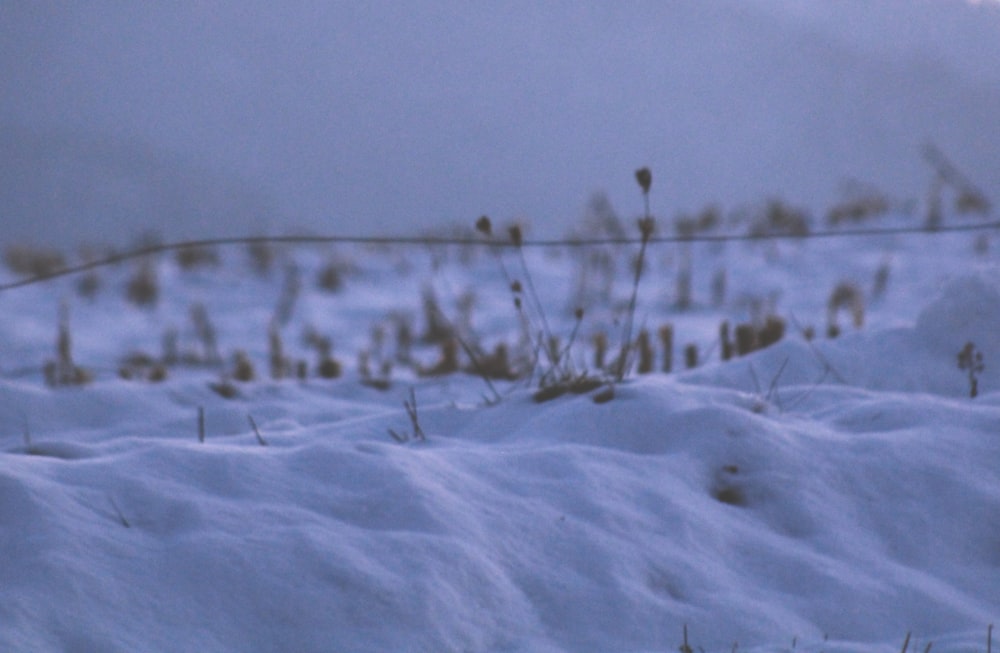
74,246,104,300
190,303,222,366
126,259,159,307
826,182,890,226
635,329,654,375
566,193,621,311
682,343,698,369
592,331,608,371
475,215,593,401
76,270,102,300
574,191,627,240
957,342,984,398
316,257,345,293
418,338,459,378
955,187,991,216
925,177,944,231
419,285,454,345
268,324,293,380
246,240,276,277
923,142,992,220
175,244,220,270
3,245,66,278
358,350,392,390
231,350,256,382
658,324,673,373
747,199,811,238
272,263,301,328
390,313,415,365
669,205,724,312
12,156,991,409
674,205,721,239
725,315,787,358
468,341,520,380
734,323,756,356
827,281,865,338
43,303,92,387
118,352,168,382
204,340,257,398
584,168,660,404
756,316,786,350
720,321,734,361
356,324,393,389
303,327,342,379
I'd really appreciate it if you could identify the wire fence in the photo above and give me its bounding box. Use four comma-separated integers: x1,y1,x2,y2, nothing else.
2,218,999,293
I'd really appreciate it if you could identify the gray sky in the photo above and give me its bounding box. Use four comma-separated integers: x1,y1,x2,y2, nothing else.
2,1,999,247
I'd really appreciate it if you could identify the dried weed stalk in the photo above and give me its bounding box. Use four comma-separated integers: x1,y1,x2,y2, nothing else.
388,387,425,443
613,167,656,383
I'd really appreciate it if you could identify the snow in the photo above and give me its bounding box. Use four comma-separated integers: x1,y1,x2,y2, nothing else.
1,214,998,652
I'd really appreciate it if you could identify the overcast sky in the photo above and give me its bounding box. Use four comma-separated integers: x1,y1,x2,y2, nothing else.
2,1,999,247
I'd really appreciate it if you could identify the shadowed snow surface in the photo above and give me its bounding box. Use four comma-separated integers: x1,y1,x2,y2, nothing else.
1,261,999,652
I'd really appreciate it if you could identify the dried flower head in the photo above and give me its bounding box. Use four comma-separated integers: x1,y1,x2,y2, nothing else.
508,224,523,247
510,280,523,293
475,215,492,236
635,167,652,194
958,342,984,373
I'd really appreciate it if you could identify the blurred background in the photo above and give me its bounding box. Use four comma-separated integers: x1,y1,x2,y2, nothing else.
2,0,999,248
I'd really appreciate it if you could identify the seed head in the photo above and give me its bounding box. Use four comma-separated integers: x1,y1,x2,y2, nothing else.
508,224,523,247
635,167,652,194
510,280,523,293
475,215,492,236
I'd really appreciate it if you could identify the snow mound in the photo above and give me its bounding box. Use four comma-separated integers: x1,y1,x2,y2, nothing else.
2,374,998,652
915,270,1000,357
686,270,1000,399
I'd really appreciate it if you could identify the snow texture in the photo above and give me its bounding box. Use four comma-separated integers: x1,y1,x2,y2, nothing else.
1,218,998,652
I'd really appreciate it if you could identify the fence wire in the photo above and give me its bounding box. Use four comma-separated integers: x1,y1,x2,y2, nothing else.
2,219,999,293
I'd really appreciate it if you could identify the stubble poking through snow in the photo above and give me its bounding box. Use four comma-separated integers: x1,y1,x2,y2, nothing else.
1,239,998,651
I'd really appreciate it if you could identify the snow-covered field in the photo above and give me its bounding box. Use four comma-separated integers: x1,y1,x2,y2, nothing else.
1,210,998,652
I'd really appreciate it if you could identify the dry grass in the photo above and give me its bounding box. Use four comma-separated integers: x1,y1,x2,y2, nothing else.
3,245,66,278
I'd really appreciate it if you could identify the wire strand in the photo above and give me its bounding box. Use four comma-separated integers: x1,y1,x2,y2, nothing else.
2,219,998,293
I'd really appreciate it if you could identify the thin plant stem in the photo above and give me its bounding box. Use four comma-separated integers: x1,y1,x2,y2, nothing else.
616,222,651,382
429,303,502,404
247,415,268,446
515,246,560,370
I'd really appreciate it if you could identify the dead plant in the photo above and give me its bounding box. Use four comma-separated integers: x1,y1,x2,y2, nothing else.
476,215,592,399
175,244,219,270
958,342,985,398
827,281,865,336
388,387,425,443
3,245,66,278
126,259,159,307
44,302,92,387
612,168,656,382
